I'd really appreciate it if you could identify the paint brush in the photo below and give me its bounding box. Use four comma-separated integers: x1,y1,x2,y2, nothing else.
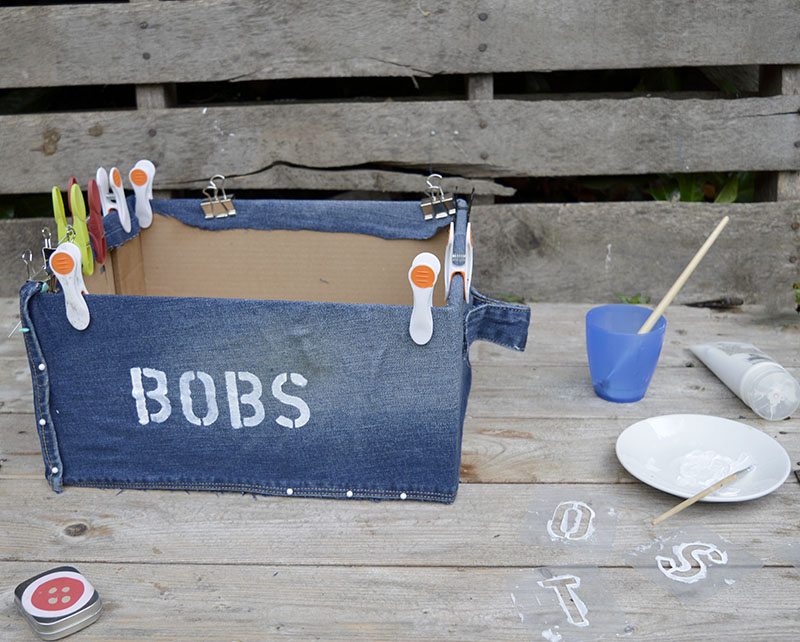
651,465,753,526
638,215,730,334
596,216,731,392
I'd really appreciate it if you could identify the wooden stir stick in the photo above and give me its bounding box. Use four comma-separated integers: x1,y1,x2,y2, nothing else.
651,465,753,525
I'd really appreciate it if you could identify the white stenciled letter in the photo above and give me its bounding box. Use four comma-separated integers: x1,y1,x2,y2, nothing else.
130,367,171,425
538,575,590,627
547,500,596,541
225,371,266,429
179,371,218,426
272,372,310,429
656,542,728,584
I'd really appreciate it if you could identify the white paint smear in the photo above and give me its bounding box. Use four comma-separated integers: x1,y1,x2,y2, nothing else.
541,627,563,641
673,450,751,497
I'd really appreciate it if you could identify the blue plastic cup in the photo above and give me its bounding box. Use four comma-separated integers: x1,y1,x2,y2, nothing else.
585,304,666,403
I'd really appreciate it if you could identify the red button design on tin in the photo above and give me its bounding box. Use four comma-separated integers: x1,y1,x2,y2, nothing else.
30,577,85,612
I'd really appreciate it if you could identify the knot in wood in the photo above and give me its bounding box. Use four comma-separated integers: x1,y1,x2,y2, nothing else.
64,523,89,537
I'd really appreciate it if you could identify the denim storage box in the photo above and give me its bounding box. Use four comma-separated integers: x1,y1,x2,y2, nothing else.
20,197,530,503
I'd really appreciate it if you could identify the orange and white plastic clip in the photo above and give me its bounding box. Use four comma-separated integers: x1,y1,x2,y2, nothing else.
408,252,441,345
94,168,115,216
49,242,90,331
129,159,156,229
108,167,132,233
444,222,473,300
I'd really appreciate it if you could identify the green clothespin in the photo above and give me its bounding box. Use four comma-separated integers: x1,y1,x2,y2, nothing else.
68,182,94,276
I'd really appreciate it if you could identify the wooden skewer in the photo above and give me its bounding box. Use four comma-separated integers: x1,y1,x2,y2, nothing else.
651,465,753,526
638,215,730,334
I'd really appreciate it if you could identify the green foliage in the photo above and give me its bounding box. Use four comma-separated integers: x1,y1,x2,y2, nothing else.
647,172,753,203
495,293,526,304
614,293,651,305
793,282,800,307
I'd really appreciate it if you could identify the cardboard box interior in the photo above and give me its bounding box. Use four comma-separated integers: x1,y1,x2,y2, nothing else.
85,214,449,306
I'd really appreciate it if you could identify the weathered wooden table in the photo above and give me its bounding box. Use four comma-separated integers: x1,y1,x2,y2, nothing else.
1,297,798,640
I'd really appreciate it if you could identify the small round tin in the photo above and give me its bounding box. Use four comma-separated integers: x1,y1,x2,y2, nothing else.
14,566,102,640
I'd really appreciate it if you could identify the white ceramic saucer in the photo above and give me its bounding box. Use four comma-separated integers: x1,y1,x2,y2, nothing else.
616,414,791,502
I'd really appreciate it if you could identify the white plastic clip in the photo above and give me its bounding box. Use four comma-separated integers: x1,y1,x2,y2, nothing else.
444,222,473,300
49,242,90,331
94,168,116,217
96,167,131,232
420,174,456,220
129,159,156,229
108,167,132,233
408,252,441,345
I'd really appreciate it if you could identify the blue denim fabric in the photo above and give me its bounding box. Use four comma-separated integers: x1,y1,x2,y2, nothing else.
20,199,530,503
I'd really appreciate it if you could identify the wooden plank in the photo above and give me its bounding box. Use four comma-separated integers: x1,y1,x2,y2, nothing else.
0,357,34,414
1,97,798,195
2,303,799,416
134,84,176,110
470,303,800,368
2,354,796,418
4,299,797,364
459,417,800,484
471,202,800,309
777,67,800,200
0,298,24,358
700,65,760,96
467,74,494,101
3,1,800,87
4,411,798,485
466,365,800,420
0,562,797,641
1,220,50,300
0,480,798,567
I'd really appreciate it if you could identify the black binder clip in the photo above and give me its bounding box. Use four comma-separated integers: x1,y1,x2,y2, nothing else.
420,174,456,220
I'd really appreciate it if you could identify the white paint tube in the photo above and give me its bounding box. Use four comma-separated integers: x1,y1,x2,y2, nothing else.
690,341,800,421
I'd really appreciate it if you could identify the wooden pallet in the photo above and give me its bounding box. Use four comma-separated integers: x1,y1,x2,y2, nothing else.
1,1,799,304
